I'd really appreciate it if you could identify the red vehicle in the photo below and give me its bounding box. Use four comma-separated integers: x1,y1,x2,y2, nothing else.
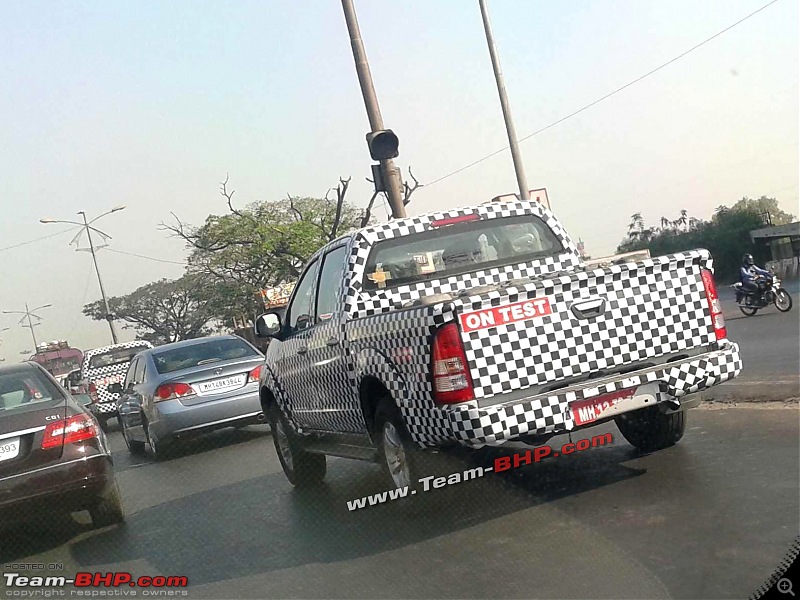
29,340,83,379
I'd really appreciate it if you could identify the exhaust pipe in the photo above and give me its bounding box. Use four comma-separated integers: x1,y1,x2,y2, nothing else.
256,412,266,423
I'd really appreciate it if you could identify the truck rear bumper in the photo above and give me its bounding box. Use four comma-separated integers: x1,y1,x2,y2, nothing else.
444,341,742,446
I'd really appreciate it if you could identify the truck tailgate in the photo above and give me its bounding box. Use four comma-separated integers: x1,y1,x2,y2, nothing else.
455,250,718,401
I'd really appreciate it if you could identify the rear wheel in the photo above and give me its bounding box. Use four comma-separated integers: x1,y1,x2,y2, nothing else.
268,404,326,488
89,481,125,528
775,289,793,312
739,305,759,317
615,406,686,453
96,414,110,432
145,422,172,461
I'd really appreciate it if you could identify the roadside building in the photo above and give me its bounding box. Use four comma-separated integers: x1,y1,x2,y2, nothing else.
750,221,800,279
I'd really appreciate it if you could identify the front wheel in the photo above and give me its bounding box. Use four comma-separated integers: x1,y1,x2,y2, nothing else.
615,406,686,453
775,289,793,312
268,404,326,488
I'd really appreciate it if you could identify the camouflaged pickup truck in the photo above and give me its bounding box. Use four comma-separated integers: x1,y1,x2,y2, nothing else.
254,199,742,489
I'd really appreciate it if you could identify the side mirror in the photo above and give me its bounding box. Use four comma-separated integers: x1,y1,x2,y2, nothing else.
107,382,123,395
255,312,282,338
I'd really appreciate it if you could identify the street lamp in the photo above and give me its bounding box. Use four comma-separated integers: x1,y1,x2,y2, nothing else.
2,304,52,351
40,206,126,344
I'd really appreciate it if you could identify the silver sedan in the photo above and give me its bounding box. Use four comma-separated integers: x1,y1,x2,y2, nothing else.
113,335,266,459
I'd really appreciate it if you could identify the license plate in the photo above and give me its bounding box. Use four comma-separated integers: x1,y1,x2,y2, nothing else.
197,374,246,394
570,388,637,426
0,437,21,462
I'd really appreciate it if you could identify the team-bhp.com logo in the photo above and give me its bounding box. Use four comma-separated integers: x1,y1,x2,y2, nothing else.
3,572,188,596
347,433,613,511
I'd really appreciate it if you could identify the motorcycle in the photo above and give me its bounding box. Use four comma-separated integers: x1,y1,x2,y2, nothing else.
731,274,793,316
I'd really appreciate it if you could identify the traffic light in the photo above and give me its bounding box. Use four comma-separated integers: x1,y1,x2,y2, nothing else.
366,129,399,161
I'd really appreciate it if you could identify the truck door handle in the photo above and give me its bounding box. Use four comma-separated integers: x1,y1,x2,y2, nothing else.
296,346,308,355
326,338,340,347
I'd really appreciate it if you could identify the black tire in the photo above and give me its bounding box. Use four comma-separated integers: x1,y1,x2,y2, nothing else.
739,305,758,317
89,481,125,528
267,404,326,488
96,415,110,432
121,417,146,455
374,397,453,492
775,289,793,312
145,422,172,461
615,406,686,453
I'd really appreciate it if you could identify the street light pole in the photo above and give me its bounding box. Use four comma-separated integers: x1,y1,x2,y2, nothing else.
24,303,39,350
79,211,118,344
341,0,407,219
479,0,530,201
40,206,125,345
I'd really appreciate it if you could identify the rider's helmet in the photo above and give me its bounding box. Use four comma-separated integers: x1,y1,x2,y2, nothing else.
742,253,755,267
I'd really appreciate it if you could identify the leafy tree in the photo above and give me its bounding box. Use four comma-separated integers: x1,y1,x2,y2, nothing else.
161,176,366,324
617,207,764,282
83,274,216,344
731,196,795,225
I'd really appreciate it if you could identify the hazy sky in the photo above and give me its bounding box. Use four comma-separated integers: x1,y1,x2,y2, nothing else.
1,0,797,360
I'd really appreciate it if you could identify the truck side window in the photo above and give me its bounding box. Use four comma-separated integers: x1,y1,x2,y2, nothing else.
286,259,320,334
315,245,348,322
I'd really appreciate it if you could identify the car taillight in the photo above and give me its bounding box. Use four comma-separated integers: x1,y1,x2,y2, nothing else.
432,322,474,404
88,381,98,403
155,382,195,402
701,268,727,341
248,364,262,383
41,414,98,449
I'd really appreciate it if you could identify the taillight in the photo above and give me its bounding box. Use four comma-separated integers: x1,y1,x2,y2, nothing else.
248,364,262,383
432,322,474,404
88,381,98,403
41,414,98,449
155,382,195,402
701,268,727,341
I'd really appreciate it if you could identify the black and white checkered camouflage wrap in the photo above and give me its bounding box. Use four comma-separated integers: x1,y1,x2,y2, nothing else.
262,199,743,448
82,341,153,413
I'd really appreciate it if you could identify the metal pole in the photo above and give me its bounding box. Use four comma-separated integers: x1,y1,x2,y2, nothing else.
479,0,530,201
82,212,118,344
341,0,407,219
25,303,38,351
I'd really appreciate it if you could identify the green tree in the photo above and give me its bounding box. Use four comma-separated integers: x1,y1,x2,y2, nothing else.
731,196,795,225
162,176,365,324
83,274,216,344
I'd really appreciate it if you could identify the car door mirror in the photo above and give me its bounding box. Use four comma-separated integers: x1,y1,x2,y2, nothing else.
107,382,123,395
255,312,282,338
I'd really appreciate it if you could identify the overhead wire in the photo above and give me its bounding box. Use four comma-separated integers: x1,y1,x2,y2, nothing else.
424,0,783,189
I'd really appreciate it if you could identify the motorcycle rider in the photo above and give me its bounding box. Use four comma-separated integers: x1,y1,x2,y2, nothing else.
739,253,772,301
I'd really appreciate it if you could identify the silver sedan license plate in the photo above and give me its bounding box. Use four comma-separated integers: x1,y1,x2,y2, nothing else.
0,437,21,462
197,374,246,394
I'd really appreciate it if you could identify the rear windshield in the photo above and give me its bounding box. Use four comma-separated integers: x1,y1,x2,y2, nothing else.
0,368,63,414
152,338,259,375
87,345,150,370
363,214,564,290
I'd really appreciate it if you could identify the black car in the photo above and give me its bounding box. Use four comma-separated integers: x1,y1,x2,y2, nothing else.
0,362,123,529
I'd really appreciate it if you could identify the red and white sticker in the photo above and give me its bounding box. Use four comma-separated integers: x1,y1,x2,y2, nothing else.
458,297,552,333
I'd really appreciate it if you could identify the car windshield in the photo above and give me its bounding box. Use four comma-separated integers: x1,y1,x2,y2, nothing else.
363,214,564,290
152,338,259,374
88,346,150,370
0,368,62,413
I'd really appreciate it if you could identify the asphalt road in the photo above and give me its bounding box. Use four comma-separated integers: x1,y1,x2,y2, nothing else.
1,405,798,599
1,283,797,599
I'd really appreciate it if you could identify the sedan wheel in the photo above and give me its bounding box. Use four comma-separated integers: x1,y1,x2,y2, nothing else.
145,424,171,460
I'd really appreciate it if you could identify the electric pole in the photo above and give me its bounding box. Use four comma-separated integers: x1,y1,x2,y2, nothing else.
2,303,51,352
479,0,530,201
40,206,126,344
341,0,407,219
